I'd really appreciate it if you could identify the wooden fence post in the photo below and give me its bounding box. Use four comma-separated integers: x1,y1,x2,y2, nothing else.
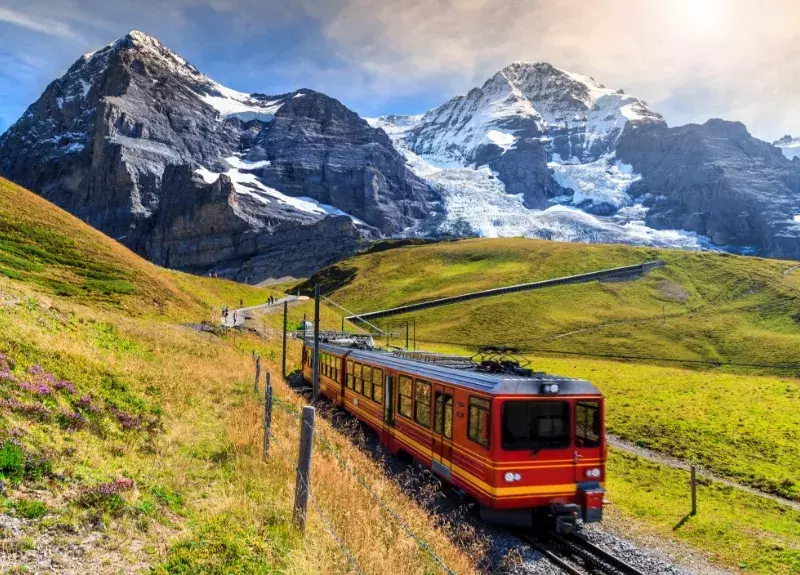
263,379,272,459
690,465,697,515
293,406,315,532
254,355,261,394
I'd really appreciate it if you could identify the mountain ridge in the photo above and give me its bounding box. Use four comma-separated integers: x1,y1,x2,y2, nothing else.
1,31,799,282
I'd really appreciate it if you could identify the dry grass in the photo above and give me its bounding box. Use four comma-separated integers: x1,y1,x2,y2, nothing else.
0,271,478,574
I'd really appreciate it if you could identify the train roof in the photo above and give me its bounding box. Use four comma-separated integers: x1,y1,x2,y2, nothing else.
311,341,601,397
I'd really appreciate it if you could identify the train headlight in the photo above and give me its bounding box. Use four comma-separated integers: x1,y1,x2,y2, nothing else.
504,472,514,482
540,383,560,394
585,468,601,478
513,473,522,481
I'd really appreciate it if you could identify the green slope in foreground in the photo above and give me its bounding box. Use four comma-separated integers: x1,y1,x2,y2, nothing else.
0,178,475,575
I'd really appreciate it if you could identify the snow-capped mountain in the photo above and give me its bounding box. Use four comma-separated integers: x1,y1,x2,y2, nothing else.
373,62,800,260
0,31,437,280
774,135,800,161
2,34,799,278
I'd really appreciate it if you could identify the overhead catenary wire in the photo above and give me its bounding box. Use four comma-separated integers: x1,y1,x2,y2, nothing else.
410,337,800,371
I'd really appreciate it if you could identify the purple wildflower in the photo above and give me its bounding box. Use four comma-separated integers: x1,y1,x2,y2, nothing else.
28,365,43,376
0,398,51,419
0,369,18,383
110,407,142,431
84,477,135,497
17,380,52,395
53,380,75,394
58,409,87,430
76,394,99,413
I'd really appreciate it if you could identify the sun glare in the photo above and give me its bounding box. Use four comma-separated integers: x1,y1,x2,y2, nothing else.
672,0,727,37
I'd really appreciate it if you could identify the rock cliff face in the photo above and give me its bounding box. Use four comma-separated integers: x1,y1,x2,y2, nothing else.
0,31,438,281
617,120,800,258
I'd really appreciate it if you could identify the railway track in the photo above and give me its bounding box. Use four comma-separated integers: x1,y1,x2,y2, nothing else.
518,531,648,575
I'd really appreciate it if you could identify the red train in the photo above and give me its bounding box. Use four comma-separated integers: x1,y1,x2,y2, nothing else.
301,340,605,533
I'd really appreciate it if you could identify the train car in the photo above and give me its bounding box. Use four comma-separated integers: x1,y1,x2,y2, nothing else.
301,341,605,533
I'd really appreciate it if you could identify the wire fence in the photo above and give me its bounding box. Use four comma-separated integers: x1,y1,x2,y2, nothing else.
269,394,456,575
266,423,366,575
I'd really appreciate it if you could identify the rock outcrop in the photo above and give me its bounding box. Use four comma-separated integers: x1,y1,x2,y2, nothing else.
617,119,800,258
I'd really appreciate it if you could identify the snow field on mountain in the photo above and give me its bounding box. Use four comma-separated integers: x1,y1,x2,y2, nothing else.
195,164,361,222
394,144,710,249
199,82,284,122
548,153,640,210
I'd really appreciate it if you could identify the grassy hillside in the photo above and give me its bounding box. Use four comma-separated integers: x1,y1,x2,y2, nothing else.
304,238,800,573
0,178,476,574
307,238,800,369
0,177,278,319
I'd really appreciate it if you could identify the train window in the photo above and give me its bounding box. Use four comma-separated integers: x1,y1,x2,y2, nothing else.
398,376,413,419
354,363,363,394
363,365,373,398
346,360,354,389
501,401,570,451
575,401,601,447
434,392,453,439
372,368,383,404
414,380,431,428
468,397,490,447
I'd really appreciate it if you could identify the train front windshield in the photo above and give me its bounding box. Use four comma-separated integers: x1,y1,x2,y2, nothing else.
501,400,602,451
502,401,570,450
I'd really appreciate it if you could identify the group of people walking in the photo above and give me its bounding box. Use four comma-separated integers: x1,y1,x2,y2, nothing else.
220,305,238,324
220,295,279,325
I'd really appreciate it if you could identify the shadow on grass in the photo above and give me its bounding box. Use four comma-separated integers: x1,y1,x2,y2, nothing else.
672,511,695,531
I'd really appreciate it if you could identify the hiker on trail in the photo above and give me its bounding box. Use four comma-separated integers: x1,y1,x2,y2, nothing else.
213,272,218,279
233,311,238,323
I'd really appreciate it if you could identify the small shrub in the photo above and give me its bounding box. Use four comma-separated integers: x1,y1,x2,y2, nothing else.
0,440,25,482
78,477,135,516
13,498,47,519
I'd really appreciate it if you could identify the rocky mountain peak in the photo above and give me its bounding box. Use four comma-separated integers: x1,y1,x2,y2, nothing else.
0,31,438,281
774,134,800,161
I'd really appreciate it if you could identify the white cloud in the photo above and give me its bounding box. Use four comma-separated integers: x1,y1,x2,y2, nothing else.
315,0,800,140
0,6,82,39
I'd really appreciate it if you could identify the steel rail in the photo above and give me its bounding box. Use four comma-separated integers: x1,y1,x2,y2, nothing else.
518,530,649,575
517,533,585,575
565,534,648,575
345,261,666,323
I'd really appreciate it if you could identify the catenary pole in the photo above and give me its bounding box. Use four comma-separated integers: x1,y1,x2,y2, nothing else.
313,284,320,401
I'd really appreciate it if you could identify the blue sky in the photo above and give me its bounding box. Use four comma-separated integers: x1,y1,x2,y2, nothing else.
1,0,798,140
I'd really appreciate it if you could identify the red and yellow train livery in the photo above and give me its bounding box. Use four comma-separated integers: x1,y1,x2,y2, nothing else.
301,341,606,532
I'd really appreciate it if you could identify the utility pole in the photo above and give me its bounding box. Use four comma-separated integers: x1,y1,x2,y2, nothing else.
405,321,409,350
313,284,320,401
413,319,416,351
282,301,288,380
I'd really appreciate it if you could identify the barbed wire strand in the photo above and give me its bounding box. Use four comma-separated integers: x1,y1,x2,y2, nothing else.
271,394,455,575
267,427,365,575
